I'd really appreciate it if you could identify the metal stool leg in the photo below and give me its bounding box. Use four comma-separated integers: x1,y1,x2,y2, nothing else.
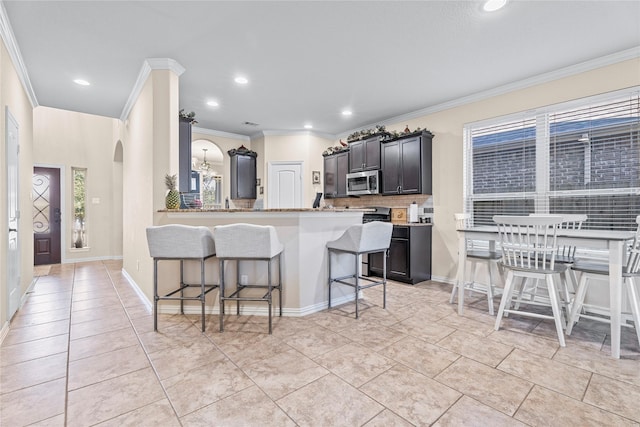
278,254,283,316
268,259,273,334
219,259,225,332
328,249,333,309
200,258,206,332
383,249,387,309
179,260,185,315
354,253,359,319
153,259,159,331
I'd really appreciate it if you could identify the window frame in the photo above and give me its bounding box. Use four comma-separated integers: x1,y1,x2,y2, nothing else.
464,87,640,231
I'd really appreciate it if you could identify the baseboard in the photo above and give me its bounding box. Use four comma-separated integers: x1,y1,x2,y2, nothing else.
0,321,9,345
120,268,153,311
154,292,358,317
63,255,123,264
431,275,456,286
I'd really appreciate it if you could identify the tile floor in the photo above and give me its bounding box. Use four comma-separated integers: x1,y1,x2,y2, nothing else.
1,260,640,426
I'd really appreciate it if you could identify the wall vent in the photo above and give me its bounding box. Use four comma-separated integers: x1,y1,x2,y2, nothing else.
242,121,259,126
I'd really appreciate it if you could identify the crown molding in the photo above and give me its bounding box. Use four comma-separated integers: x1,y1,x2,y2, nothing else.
0,1,38,108
338,46,640,140
192,126,250,142
252,129,336,141
119,58,185,122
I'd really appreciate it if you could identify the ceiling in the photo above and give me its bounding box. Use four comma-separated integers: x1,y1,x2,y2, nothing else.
3,1,640,138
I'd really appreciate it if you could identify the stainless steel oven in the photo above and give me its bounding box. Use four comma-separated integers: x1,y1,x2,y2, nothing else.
361,207,391,275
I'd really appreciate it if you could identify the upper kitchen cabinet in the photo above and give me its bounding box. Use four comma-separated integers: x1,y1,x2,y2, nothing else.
178,117,193,193
381,131,433,195
349,135,381,172
228,147,257,199
323,150,349,198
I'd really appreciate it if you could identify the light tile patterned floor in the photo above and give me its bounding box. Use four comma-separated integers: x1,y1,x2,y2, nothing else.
2,260,640,426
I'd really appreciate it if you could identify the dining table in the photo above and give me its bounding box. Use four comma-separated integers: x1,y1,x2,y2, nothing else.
456,225,637,359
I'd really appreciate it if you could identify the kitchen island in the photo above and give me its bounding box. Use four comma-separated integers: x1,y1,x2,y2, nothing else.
155,208,369,316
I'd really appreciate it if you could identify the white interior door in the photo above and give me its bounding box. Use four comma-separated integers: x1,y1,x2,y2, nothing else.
268,162,303,208
6,107,20,319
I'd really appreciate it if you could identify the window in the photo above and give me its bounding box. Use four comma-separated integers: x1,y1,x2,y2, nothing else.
464,89,640,230
72,167,87,248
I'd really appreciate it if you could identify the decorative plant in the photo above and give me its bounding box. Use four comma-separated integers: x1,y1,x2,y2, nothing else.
165,174,180,209
179,109,198,124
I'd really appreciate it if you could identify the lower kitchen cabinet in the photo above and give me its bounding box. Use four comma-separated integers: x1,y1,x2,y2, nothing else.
369,225,431,284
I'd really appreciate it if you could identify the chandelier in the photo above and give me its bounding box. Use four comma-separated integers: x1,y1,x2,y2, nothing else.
198,148,211,172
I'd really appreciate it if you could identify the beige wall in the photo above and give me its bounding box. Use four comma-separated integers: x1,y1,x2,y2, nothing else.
122,69,181,301
32,107,122,261
377,58,640,283
0,40,34,328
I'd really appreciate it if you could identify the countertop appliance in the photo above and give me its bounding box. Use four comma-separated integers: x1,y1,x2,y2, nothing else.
346,170,380,196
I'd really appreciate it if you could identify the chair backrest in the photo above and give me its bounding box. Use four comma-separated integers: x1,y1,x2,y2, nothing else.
530,213,587,258
213,223,283,259
493,215,563,270
626,215,640,274
146,225,215,259
454,213,470,230
326,221,392,253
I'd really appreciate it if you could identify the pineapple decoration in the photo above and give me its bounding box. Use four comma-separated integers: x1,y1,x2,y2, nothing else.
165,174,180,209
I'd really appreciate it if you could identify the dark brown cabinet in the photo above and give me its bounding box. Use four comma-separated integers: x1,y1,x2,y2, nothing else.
381,131,433,195
323,151,349,198
228,148,257,199
178,117,193,193
349,136,381,172
369,225,432,284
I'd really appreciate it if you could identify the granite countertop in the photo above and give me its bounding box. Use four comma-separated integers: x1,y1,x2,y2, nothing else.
158,208,375,213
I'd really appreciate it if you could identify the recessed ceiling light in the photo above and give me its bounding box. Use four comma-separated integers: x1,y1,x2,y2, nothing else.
483,0,507,12
206,100,219,107
341,110,352,116
304,124,313,129
73,79,90,86
234,76,249,85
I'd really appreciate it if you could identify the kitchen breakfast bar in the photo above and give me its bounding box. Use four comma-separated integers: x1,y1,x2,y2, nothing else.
155,208,370,316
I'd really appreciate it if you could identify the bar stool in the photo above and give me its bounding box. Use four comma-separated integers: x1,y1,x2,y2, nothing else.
327,221,393,319
146,224,218,332
213,223,283,334
450,213,503,315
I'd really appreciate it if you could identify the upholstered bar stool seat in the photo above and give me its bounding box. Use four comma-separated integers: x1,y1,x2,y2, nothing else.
214,223,283,334
327,221,393,319
146,224,218,332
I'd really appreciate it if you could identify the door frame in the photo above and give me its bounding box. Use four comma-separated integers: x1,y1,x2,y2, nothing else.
6,107,20,319
267,161,303,209
34,164,66,263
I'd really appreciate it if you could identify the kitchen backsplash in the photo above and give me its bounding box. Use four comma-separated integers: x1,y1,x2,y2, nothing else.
329,194,431,209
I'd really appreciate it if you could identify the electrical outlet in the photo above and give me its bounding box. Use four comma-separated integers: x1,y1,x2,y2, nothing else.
240,275,248,285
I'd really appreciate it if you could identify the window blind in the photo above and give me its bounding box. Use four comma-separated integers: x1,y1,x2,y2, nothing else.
465,89,640,230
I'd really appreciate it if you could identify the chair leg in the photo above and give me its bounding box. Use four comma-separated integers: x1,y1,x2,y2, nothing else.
219,260,225,332
625,277,640,345
354,253,359,319
278,254,283,317
268,259,273,334
153,259,159,332
546,275,566,347
567,274,589,335
200,258,206,333
328,250,333,309
179,260,185,315
236,261,241,316
383,249,387,310
495,270,515,331
487,261,495,316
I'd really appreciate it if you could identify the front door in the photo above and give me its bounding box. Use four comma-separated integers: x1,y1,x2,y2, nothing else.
6,108,20,319
268,161,303,208
33,167,61,265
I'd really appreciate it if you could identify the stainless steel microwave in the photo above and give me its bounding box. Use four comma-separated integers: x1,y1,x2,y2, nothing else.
346,170,380,196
